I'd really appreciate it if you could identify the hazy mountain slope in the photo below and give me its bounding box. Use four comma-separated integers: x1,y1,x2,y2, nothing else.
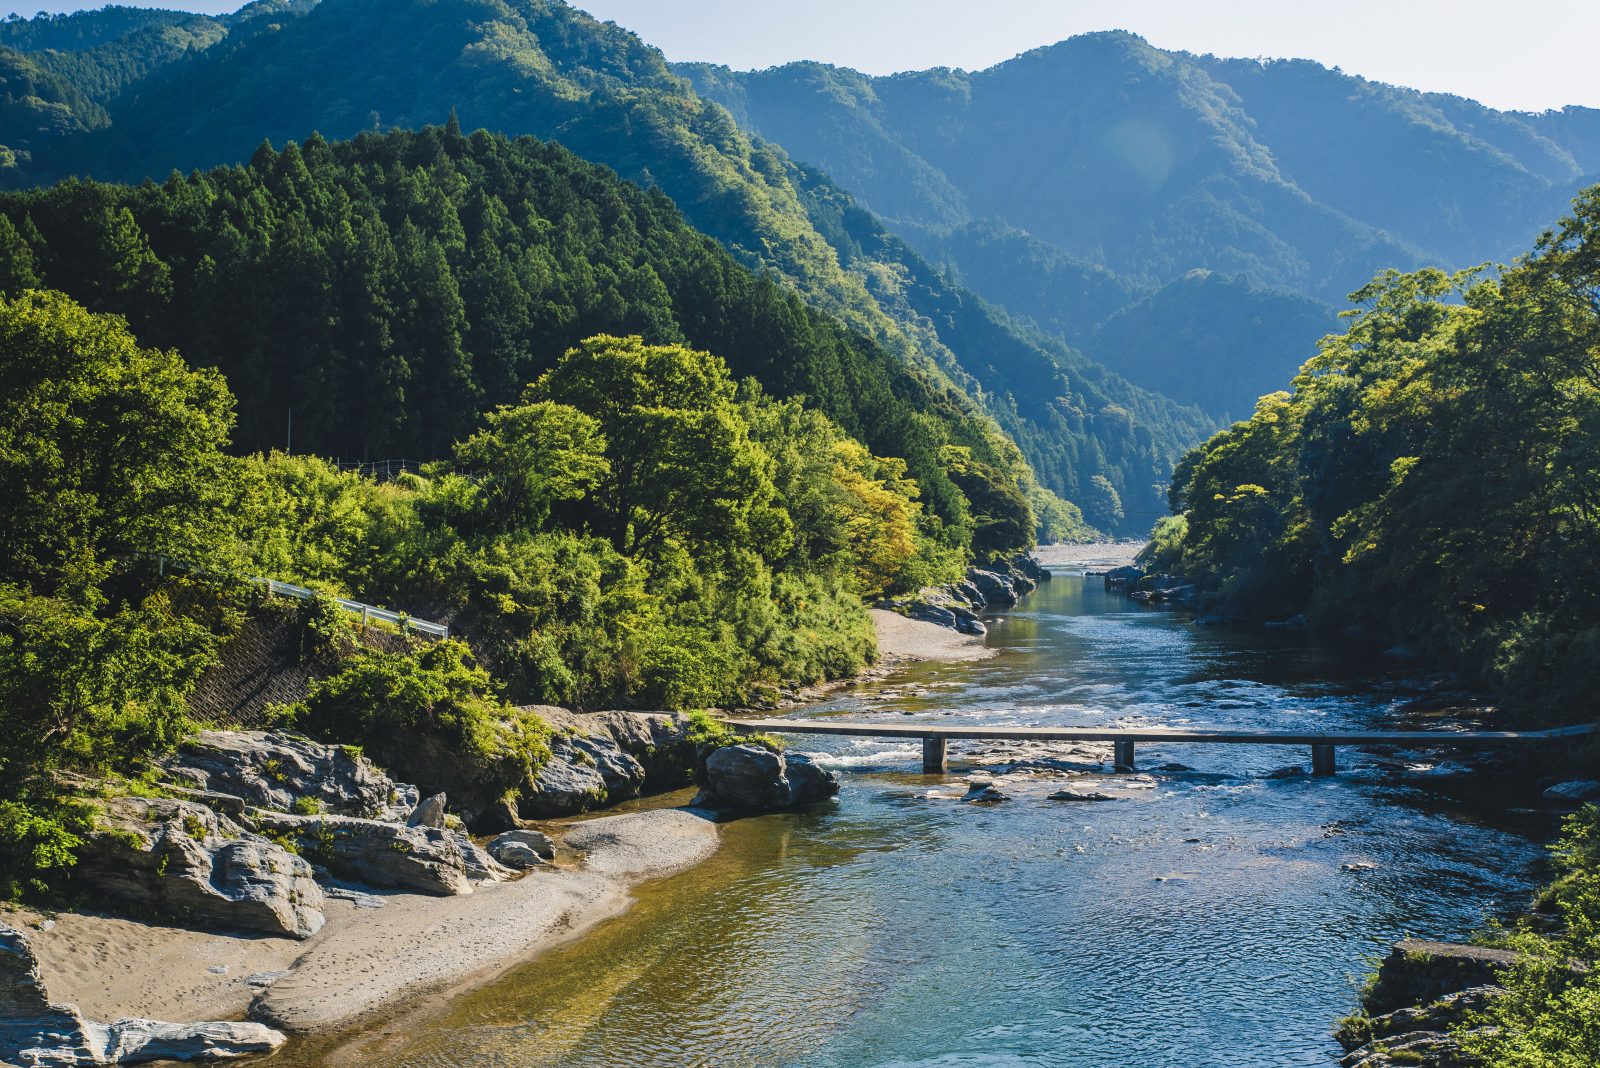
1082,272,1336,420
796,171,1210,526
682,35,1423,301
1192,56,1587,265
900,219,1143,347
5,0,1208,532
680,32,1598,425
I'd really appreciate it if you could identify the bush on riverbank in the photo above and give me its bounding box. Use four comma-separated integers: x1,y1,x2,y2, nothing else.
1457,805,1600,1065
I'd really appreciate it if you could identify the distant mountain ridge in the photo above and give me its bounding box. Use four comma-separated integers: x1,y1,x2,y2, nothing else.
680,35,1600,418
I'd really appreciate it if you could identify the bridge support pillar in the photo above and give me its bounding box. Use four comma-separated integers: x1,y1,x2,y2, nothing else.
1113,740,1135,773
1311,744,1336,776
922,735,948,774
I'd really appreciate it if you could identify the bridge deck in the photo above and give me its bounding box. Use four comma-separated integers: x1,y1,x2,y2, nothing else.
727,719,1591,746
726,718,1594,774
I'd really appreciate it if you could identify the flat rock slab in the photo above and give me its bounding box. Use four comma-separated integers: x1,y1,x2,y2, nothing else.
253,869,620,1034
561,810,720,881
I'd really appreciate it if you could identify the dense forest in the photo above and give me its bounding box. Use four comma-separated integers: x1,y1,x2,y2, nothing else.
0,0,1207,534
1143,189,1600,726
0,124,1058,549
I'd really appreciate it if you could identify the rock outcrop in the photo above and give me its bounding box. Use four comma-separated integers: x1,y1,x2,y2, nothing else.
250,811,478,896
1335,939,1524,1067
1337,985,1502,1068
517,710,698,820
878,554,1049,636
1,924,285,1065
74,798,324,939
1361,938,1520,1017
162,730,408,819
691,744,840,812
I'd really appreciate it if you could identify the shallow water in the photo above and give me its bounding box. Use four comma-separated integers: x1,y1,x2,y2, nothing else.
288,575,1551,1068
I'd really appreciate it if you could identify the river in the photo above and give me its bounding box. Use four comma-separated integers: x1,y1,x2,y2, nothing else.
292,570,1552,1067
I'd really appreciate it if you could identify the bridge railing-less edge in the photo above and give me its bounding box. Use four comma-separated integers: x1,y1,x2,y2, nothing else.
726,719,1595,776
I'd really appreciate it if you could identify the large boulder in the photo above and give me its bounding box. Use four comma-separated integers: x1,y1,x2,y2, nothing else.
1103,565,1144,590
75,798,324,939
692,745,840,812
1361,939,1521,1017
250,811,476,896
162,730,408,819
1544,780,1600,805
1009,555,1052,584
1,924,284,1065
517,710,697,820
488,829,556,869
967,569,1019,608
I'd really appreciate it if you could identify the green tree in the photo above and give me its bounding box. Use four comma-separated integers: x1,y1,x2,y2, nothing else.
0,289,236,600
452,401,609,536
941,445,1035,561
528,335,784,561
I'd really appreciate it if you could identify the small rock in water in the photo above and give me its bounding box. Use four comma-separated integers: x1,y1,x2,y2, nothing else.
1543,780,1600,805
1264,765,1307,779
962,782,1011,803
1342,861,1380,872
1046,789,1117,802
1156,763,1194,773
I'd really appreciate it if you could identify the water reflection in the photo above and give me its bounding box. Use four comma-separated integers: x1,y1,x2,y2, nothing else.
281,575,1549,1068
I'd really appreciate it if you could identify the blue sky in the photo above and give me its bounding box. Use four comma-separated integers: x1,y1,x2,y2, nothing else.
10,0,1596,112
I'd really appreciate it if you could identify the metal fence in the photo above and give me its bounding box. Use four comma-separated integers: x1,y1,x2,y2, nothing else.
248,576,450,640
144,554,449,640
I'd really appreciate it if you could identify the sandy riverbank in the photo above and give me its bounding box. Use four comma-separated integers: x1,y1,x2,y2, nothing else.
869,607,996,662
7,808,719,1038
1031,540,1145,571
6,585,1032,1045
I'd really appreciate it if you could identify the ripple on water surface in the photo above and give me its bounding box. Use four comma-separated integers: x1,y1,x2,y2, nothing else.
280,577,1549,1068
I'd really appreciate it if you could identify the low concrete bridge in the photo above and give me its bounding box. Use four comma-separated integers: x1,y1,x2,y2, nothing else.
727,719,1595,776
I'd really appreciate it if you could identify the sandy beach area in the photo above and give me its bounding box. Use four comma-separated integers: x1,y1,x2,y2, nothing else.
869,608,996,662
1031,541,1144,571
7,809,719,1037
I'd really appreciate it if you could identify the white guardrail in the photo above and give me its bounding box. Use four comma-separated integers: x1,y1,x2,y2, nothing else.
248,577,450,640
143,554,449,639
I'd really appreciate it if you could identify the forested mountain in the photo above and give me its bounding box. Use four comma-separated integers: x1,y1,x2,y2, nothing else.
914,220,1336,417
682,36,1600,419
0,0,1209,535
0,126,1043,549
1084,272,1336,419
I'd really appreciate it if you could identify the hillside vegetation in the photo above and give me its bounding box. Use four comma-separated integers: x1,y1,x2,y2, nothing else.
0,125,1041,548
0,286,962,893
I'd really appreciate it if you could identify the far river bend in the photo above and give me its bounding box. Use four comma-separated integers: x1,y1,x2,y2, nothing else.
297,568,1553,1067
